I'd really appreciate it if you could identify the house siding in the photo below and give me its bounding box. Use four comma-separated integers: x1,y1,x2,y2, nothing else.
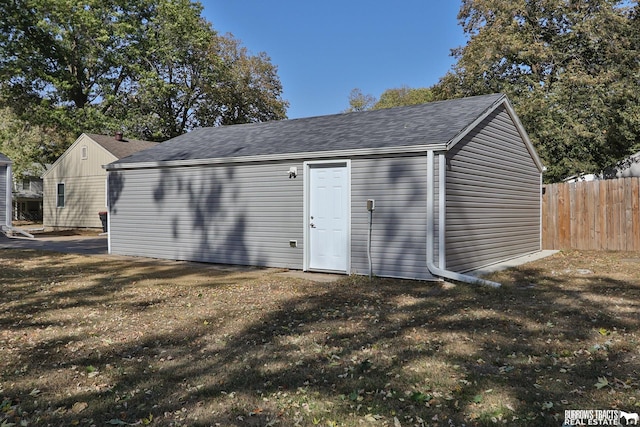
43,135,116,228
108,161,305,268
445,105,541,272
43,175,109,228
108,154,440,280
351,154,438,280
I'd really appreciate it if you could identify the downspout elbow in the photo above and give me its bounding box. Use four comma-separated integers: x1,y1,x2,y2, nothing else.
426,260,501,288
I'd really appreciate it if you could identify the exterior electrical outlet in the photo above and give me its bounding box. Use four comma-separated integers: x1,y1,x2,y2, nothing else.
367,199,375,211
289,240,297,248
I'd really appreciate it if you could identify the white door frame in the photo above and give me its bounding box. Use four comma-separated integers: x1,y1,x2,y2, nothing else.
303,160,351,273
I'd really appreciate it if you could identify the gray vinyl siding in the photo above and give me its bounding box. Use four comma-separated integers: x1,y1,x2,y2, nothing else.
108,161,304,268
0,165,6,224
350,154,438,280
445,105,541,272
109,153,441,280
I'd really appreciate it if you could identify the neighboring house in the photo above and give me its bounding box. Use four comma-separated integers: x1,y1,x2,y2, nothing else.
603,150,640,178
0,152,12,233
13,169,45,221
562,151,640,182
105,94,544,282
43,133,158,229
563,173,598,183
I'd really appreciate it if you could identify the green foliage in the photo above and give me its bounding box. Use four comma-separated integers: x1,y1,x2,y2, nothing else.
0,0,288,171
433,0,640,182
0,107,70,178
373,86,434,110
345,88,376,112
346,86,434,112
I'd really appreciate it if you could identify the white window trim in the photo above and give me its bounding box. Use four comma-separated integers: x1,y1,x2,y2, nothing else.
56,182,65,208
81,145,88,160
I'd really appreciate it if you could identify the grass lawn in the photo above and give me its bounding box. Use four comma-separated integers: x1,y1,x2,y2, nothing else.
1,249,639,426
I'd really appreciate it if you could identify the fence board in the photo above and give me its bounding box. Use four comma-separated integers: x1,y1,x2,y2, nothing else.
542,177,640,250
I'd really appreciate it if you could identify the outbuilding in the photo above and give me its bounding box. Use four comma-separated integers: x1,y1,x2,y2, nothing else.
105,94,544,282
0,152,12,233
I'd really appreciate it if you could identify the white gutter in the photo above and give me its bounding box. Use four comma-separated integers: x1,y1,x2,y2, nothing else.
426,150,501,288
103,143,449,171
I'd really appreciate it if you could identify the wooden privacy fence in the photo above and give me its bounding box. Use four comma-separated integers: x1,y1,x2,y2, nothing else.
542,177,640,250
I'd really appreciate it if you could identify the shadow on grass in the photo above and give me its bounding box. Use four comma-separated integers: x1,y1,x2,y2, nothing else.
1,250,639,426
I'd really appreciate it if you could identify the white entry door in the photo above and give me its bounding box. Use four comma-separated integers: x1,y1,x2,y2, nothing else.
307,163,349,272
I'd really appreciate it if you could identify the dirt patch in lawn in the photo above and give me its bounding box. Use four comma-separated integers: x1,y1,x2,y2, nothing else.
1,249,639,426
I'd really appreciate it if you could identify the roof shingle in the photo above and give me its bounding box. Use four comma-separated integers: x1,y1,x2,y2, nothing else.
87,134,159,159
112,94,505,165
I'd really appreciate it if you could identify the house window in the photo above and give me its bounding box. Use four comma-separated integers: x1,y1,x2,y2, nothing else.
57,183,65,208
22,179,30,190
81,145,88,160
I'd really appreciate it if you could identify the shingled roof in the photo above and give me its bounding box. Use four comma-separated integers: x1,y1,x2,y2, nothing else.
87,134,159,159
109,93,507,167
0,152,11,164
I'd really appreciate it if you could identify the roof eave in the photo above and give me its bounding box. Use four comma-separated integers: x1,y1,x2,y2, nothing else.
103,143,448,171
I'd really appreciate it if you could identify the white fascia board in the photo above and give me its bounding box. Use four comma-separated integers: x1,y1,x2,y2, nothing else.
44,133,119,178
446,94,506,151
501,98,545,173
41,133,87,179
446,96,545,173
103,143,448,171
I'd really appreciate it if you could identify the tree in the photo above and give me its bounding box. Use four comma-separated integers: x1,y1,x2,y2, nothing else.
108,0,288,140
345,88,376,112
0,108,68,179
0,0,288,170
0,0,151,126
107,0,224,140
373,86,434,110
434,0,640,182
197,34,288,127
346,86,434,112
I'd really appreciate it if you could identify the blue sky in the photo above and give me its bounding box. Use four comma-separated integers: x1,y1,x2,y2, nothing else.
200,1,467,119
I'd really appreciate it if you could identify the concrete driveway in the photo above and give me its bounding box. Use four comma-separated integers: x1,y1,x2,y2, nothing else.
0,233,108,255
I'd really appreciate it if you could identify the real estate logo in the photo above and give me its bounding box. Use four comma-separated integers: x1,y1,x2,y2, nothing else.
563,410,639,426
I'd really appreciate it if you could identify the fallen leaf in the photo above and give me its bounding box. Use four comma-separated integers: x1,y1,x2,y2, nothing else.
71,402,88,414
595,377,609,389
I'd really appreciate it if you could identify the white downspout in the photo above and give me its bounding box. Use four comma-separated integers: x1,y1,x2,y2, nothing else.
426,150,501,288
106,172,111,254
